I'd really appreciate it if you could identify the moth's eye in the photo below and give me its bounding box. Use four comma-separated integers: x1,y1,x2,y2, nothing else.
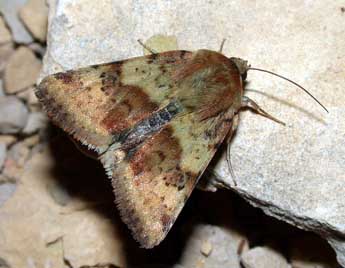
229,57,248,81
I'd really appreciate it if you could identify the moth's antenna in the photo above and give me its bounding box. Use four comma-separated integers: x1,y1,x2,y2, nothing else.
137,39,157,54
248,67,329,113
219,38,226,53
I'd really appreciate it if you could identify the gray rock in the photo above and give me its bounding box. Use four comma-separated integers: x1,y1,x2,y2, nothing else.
19,0,48,42
240,246,290,268
0,43,14,73
0,182,16,207
4,46,42,94
179,224,241,268
0,15,12,44
22,112,47,135
0,143,6,171
40,0,345,266
0,80,4,97
7,142,30,167
0,96,28,134
0,0,33,44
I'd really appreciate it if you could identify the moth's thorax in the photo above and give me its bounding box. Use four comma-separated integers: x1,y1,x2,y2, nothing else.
174,49,245,117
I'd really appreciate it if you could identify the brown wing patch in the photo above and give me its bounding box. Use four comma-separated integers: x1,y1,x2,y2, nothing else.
100,85,158,133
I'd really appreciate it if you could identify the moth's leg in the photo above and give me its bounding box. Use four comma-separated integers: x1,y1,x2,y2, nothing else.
198,114,238,191
137,39,158,54
219,38,226,53
226,114,239,186
241,96,286,126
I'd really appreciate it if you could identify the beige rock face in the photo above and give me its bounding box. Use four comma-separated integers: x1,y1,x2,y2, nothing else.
19,0,48,42
0,43,14,73
4,46,42,93
241,246,290,268
39,0,345,266
0,16,12,44
179,225,241,268
0,147,126,267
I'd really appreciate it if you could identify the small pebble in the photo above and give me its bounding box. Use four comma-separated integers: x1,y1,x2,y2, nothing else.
0,182,16,207
2,141,31,180
200,240,213,257
16,87,40,106
0,16,12,44
0,96,29,134
0,135,17,146
19,0,48,42
0,143,6,170
0,80,4,97
22,112,47,135
0,43,14,73
7,141,31,167
241,246,290,268
0,0,33,44
4,46,42,94
22,134,39,147
28,43,46,57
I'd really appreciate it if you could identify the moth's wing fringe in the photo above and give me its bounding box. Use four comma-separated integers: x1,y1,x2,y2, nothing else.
100,147,160,248
35,76,110,153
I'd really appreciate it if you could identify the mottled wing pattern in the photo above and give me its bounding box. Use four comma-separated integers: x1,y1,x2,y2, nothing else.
101,50,244,247
36,51,193,152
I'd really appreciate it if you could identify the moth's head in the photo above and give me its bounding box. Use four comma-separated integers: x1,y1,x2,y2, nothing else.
230,57,249,81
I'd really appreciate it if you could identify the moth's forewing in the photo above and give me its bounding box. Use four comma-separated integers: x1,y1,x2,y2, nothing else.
36,49,244,248
36,51,193,152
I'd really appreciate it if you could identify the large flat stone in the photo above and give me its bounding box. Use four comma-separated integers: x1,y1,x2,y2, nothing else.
40,0,345,266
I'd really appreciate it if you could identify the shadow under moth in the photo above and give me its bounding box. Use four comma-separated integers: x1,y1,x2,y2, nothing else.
35,42,327,248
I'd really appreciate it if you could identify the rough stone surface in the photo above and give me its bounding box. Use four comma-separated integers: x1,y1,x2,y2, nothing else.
0,135,17,146
0,182,16,207
178,224,241,268
2,140,31,180
22,111,47,135
40,0,345,266
0,96,28,134
0,43,14,73
19,0,48,42
241,246,290,268
0,147,126,268
17,86,40,105
0,16,12,44
0,0,33,44
28,42,46,57
0,143,6,171
0,80,4,97
4,46,42,94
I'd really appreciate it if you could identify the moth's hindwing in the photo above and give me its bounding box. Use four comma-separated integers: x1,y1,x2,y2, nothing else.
36,49,244,248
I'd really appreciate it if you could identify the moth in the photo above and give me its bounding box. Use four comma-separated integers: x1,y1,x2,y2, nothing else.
36,43,327,248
